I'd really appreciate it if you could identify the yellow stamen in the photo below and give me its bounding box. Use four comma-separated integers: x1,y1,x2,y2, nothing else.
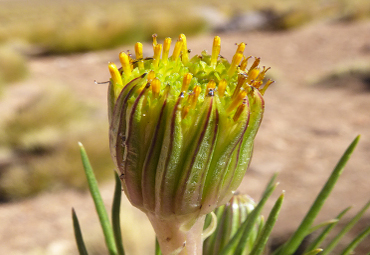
233,102,246,122
211,36,221,68
152,34,158,51
206,80,216,95
127,51,134,71
190,86,201,108
248,57,260,73
181,73,193,92
108,62,122,86
246,67,260,85
135,42,144,70
260,79,275,95
119,52,132,77
217,79,227,98
232,73,247,99
236,42,246,54
240,56,252,71
172,37,183,62
227,51,243,76
151,78,160,98
179,34,189,64
147,70,156,81
153,44,162,68
162,37,172,64
256,66,271,82
227,90,247,113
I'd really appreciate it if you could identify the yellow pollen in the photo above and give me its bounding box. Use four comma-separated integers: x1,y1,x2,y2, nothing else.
162,37,172,64
211,36,221,68
172,37,183,61
233,103,246,122
240,56,252,71
135,42,144,70
227,90,247,113
119,52,132,77
217,79,227,98
228,51,243,76
179,34,189,64
181,73,193,92
246,68,260,85
206,80,216,95
249,57,260,73
151,78,161,98
232,73,247,99
260,79,275,95
152,34,158,51
108,62,122,86
153,44,162,68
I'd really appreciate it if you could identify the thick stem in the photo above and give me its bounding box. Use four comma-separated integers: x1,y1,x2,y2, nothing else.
147,213,205,255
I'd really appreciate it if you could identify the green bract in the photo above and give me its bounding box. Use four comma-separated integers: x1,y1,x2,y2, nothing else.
107,34,272,255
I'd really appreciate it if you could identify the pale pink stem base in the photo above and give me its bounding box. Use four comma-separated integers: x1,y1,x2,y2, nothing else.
147,213,206,255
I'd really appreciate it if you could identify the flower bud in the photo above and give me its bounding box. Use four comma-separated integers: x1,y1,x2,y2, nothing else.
203,194,264,255
107,34,272,254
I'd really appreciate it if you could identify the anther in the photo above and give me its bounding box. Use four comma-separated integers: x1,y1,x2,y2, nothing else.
246,67,260,85
211,36,221,68
228,51,243,76
179,34,189,64
162,37,172,64
240,56,252,71
172,37,183,61
153,44,162,68
232,73,247,99
119,52,132,77
217,79,227,98
151,78,160,98
227,90,247,113
135,42,144,70
248,57,260,73
233,102,246,122
260,79,275,95
181,73,193,92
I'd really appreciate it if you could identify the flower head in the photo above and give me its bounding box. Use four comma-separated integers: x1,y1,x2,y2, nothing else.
108,34,272,220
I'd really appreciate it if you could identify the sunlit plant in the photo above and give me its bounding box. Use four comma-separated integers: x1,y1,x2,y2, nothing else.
73,34,369,255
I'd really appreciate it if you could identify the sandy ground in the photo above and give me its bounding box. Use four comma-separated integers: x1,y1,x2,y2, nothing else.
1,20,370,254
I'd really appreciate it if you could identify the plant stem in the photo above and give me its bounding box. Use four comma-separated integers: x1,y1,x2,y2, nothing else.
147,213,205,255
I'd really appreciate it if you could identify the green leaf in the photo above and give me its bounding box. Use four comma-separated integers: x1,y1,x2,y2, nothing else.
340,225,370,255
79,142,118,255
275,135,360,255
308,219,339,234
321,199,370,255
112,172,125,255
219,175,278,255
72,208,89,255
249,191,285,255
305,207,351,252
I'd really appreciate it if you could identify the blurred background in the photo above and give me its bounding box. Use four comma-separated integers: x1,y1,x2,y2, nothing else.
0,0,370,254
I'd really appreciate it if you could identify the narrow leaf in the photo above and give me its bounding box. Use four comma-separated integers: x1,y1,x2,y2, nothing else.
72,208,89,255
112,172,125,255
321,199,370,255
340,225,370,255
79,142,118,255
250,191,285,255
308,219,339,234
305,207,351,252
276,135,360,255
